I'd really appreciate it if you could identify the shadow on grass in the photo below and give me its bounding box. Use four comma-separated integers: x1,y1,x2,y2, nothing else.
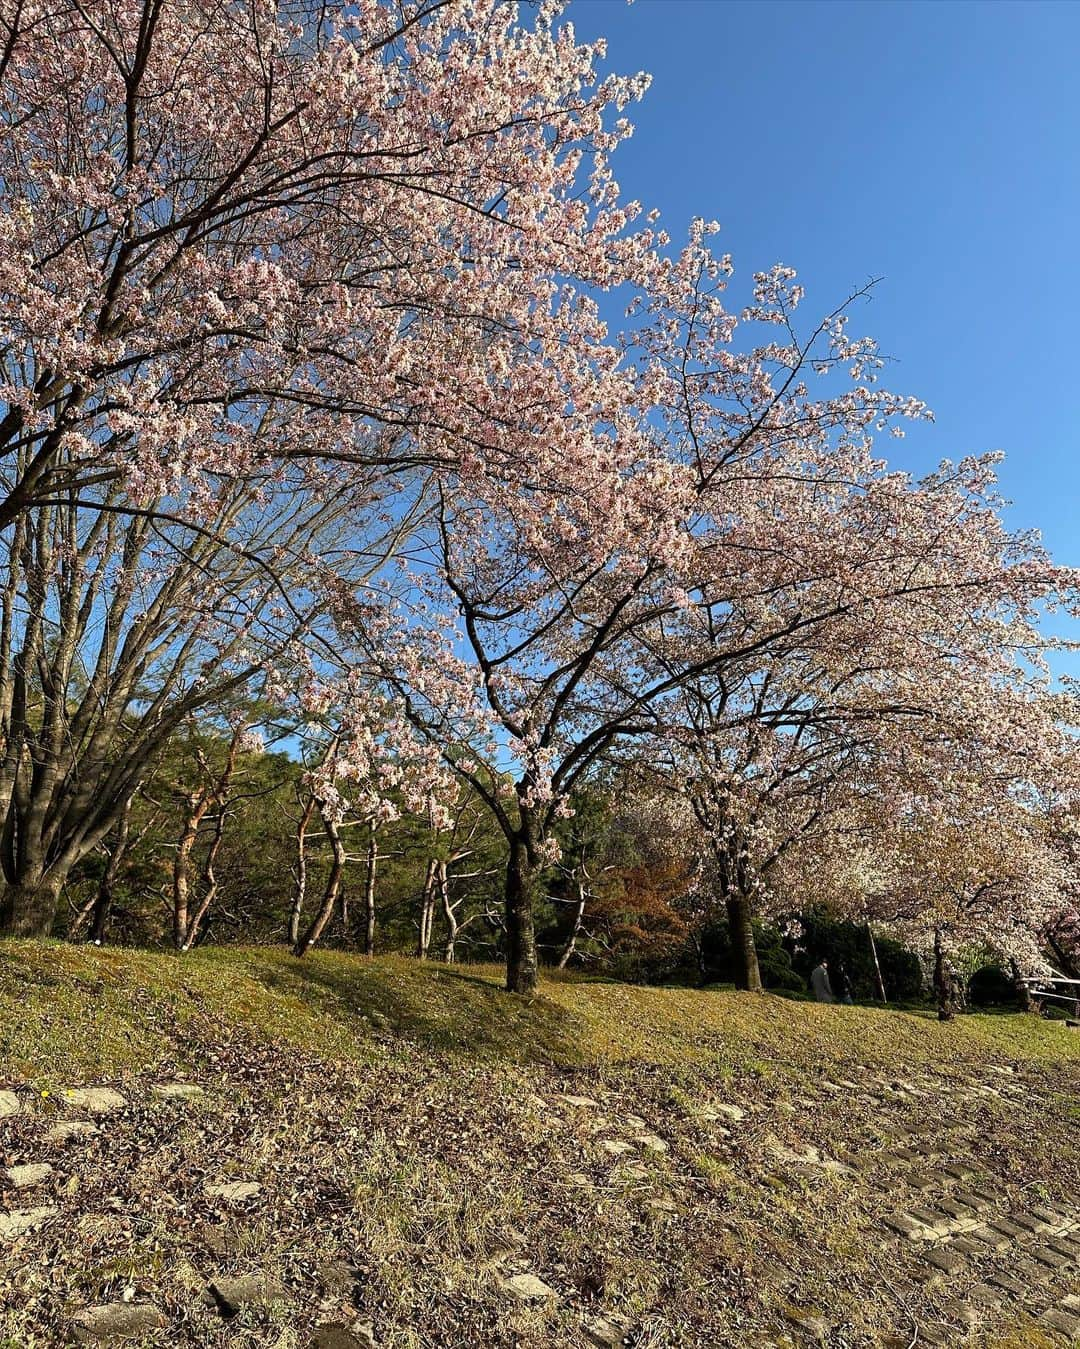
228,949,589,1068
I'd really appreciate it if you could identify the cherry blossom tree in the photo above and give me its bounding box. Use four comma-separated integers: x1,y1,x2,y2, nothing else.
332,228,1078,995
655,677,872,992
0,0,678,945
0,0,658,528
647,573,1075,995
812,691,1080,1017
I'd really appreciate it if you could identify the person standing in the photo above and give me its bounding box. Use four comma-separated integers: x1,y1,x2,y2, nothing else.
810,959,835,1003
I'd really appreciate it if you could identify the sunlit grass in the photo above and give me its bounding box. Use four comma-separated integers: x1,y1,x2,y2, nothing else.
0,939,1077,1085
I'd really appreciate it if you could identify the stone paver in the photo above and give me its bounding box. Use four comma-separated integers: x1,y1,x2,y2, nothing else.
970,1223,1013,1252
71,1302,167,1343
883,1213,933,1241
634,1133,668,1153
0,1090,23,1118
0,1206,56,1241
4,1162,52,1189
1010,1211,1052,1236
1030,1244,1072,1270
61,1087,126,1114
952,1189,995,1214
501,1272,559,1301
937,1161,977,1182
151,1082,205,1100
922,1246,965,1275
46,1120,99,1143
966,1283,1005,1309
1029,1205,1072,1232
1041,1306,1080,1338
906,1207,956,1238
204,1180,261,1203
936,1197,977,1221
203,1273,289,1314
950,1234,989,1256
310,1325,376,1349
584,1314,631,1347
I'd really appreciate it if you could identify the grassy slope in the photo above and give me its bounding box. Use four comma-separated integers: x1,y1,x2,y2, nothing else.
1,943,1079,1349
2,941,1077,1085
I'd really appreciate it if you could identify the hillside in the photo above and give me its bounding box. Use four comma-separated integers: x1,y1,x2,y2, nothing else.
0,944,1078,1348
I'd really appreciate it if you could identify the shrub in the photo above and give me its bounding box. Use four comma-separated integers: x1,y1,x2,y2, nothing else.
968,965,1023,1008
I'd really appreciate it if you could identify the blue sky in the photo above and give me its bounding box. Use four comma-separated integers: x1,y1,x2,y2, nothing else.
571,0,1080,668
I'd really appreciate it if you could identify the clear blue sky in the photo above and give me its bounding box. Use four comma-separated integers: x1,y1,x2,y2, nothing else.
572,0,1080,669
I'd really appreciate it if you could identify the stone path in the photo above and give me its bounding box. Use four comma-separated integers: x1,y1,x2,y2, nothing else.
766,1065,1080,1346
868,1122,1080,1345
1,1061,1078,1345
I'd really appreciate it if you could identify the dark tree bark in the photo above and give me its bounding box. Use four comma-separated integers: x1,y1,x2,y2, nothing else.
0,877,63,938
1009,959,1036,1013
933,929,960,1021
727,893,763,992
505,831,539,994
88,798,133,944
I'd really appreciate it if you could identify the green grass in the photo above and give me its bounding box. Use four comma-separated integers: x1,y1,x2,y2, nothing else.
1,939,1077,1085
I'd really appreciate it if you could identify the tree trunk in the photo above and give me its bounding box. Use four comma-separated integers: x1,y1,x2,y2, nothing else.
557,878,587,970
689,932,708,986
172,792,210,950
363,821,378,958
727,893,762,992
867,921,888,1003
293,804,345,957
87,798,132,944
437,859,457,964
505,833,539,994
179,803,227,952
1009,959,1035,1013
417,857,437,959
68,888,99,942
933,929,959,1021
288,794,316,948
0,876,63,938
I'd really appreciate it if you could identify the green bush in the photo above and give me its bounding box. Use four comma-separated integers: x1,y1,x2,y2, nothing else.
699,917,804,992
968,964,1022,1008
782,909,924,1002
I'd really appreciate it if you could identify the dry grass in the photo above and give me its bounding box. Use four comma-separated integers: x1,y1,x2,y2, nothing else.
0,941,1078,1348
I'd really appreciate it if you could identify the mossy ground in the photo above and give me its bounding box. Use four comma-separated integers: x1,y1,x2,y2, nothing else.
2,942,1075,1083
0,942,1078,1348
